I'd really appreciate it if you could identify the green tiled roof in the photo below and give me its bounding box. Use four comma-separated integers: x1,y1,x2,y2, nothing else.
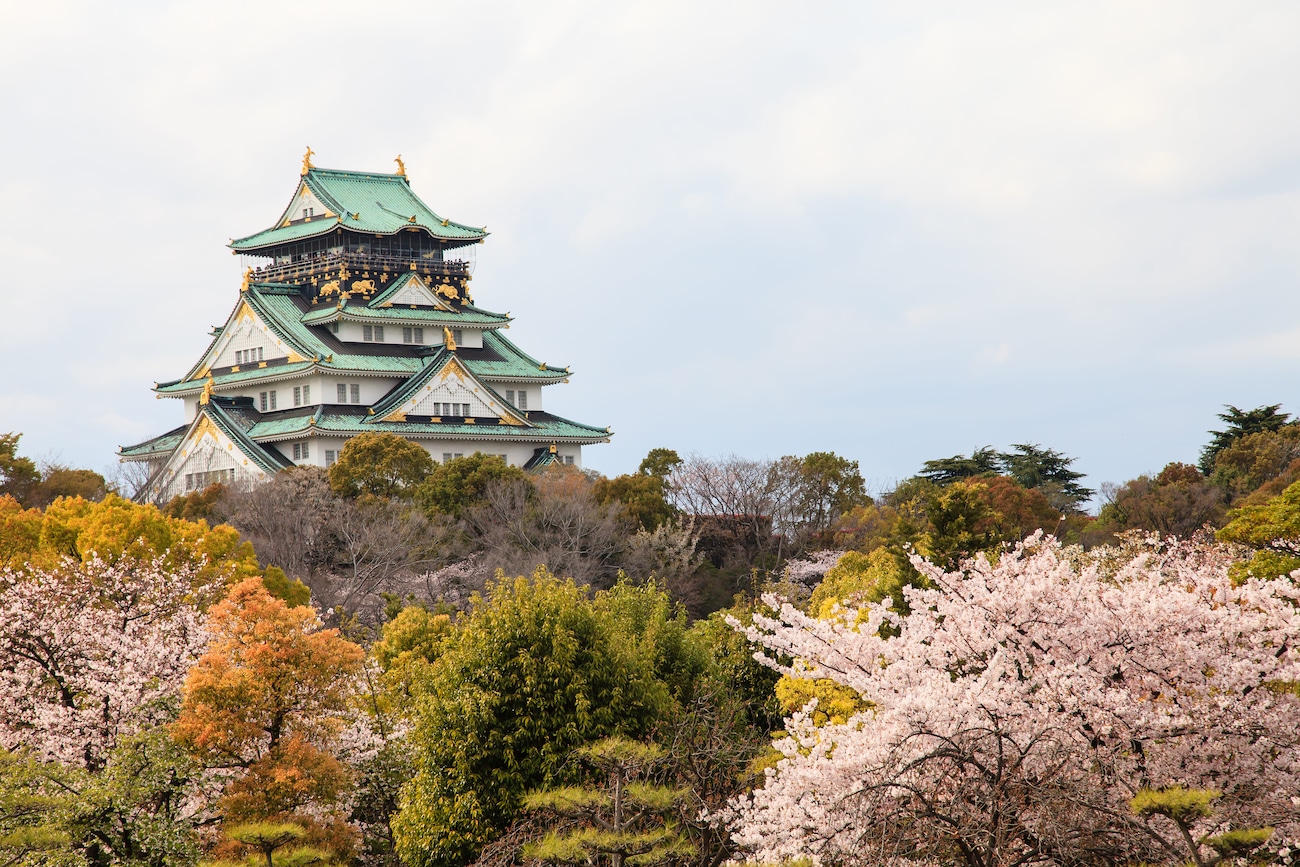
204,400,296,474
158,285,570,396
247,409,610,444
119,424,188,459
230,167,487,252
155,360,321,394
469,331,571,382
299,305,509,327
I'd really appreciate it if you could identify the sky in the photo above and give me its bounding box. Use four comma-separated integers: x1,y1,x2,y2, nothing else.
3,1,1300,501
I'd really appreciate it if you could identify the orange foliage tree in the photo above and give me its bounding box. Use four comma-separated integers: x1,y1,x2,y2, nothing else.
174,577,366,861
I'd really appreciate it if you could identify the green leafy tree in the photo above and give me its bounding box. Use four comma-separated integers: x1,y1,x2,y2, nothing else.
592,473,675,532
522,738,693,867
413,452,528,518
1199,404,1292,475
0,749,72,866
0,434,39,506
637,449,682,480
1216,478,1300,582
790,451,870,539
390,572,705,867
327,433,434,499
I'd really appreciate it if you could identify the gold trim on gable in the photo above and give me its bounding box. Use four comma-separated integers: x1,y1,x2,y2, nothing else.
193,415,220,442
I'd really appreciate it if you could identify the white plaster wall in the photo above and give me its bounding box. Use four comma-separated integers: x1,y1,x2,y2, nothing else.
495,384,542,412
324,376,401,406
333,320,484,348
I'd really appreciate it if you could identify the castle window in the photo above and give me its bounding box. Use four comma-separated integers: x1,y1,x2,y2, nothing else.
363,325,372,341
326,450,336,466
329,322,339,334
293,386,302,407
269,391,277,410
403,327,424,344
442,453,452,463
293,443,301,460
259,391,267,411
303,207,314,219
337,384,346,402
453,328,463,345
517,390,527,410
564,456,574,465
414,328,424,343
349,384,360,403
506,390,515,406
303,385,310,403
374,326,384,342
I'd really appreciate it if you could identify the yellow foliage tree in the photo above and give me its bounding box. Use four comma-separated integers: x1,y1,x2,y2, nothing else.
0,493,259,583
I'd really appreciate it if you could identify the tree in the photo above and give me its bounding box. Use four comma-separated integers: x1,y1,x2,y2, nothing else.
1206,424,1300,504
998,442,1093,511
391,572,706,867
776,452,870,548
414,453,529,519
327,432,434,498
916,444,1093,512
0,433,39,506
522,738,693,867
637,449,682,480
917,446,1001,486
174,578,366,862
1216,477,1300,581
8,493,260,583
1093,463,1227,542
465,469,629,589
0,557,213,771
1199,404,1292,475
727,536,1300,867
28,466,109,509
592,473,675,532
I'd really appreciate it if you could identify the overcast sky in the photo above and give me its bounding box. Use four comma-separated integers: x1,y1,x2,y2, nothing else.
3,2,1299,499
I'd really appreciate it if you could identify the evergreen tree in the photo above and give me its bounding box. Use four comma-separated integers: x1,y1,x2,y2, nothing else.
1199,404,1292,475
522,737,693,867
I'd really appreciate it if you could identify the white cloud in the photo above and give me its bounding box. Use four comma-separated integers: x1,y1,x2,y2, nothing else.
2,1,1299,490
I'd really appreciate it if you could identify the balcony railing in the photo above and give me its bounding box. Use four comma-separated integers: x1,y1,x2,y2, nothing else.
252,251,471,284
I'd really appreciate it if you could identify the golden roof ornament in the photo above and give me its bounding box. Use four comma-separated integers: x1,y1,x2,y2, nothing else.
200,376,214,405
443,326,457,350
240,266,253,293
301,146,315,175
394,154,407,177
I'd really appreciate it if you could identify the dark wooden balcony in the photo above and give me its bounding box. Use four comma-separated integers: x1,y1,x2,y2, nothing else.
251,251,470,284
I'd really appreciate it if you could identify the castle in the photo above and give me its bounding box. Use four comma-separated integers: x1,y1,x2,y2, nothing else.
120,152,610,500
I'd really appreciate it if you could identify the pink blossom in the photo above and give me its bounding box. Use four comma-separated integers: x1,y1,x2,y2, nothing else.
0,556,214,770
728,535,1300,867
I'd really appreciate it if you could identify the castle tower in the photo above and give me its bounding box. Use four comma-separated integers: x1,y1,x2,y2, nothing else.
120,155,611,500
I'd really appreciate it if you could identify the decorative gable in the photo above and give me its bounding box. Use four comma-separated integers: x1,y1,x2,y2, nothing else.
195,298,309,377
378,356,526,425
149,413,265,497
370,273,454,310
280,183,336,226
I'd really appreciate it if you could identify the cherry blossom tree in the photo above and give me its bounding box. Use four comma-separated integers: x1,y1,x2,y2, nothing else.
728,535,1300,867
0,557,213,771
